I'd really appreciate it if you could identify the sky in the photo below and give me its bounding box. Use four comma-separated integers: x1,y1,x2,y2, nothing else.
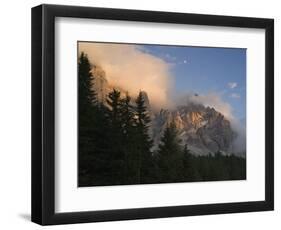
139,44,246,120
79,42,246,122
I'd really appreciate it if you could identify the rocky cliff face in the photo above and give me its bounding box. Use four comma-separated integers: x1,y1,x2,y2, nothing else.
91,65,237,155
152,103,236,155
92,65,128,103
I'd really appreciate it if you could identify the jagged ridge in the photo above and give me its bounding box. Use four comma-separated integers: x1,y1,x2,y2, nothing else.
152,103,236,155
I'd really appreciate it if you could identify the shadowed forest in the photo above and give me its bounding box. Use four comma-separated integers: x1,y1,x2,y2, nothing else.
78,52,246,187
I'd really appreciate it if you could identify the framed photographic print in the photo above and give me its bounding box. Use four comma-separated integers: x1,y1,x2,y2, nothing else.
31,4,274,225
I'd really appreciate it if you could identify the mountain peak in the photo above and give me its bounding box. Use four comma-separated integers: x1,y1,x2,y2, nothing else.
153,103,236,155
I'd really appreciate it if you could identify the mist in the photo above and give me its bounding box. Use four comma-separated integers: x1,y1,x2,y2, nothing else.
176,92,234,120
191,93,246,153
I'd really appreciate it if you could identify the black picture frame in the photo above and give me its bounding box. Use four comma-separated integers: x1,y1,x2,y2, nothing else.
31,4,274,225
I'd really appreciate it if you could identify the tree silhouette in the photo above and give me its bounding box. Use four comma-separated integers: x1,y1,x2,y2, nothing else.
78,52,98,186
182,145,201,181
105,89,126,184
157,122,184,182
78,52,97,108
119,93,138,183
135,91,154,183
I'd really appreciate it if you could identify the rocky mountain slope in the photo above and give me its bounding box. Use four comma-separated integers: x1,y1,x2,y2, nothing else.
91,65,238,156
152,103,236,155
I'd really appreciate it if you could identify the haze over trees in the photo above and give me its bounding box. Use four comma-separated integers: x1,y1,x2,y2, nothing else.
78,52,246,187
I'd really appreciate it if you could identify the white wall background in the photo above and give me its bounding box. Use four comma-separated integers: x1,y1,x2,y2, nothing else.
0,0,279,229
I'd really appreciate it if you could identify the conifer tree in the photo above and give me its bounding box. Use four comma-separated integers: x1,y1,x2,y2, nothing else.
182,144,201,181
78,52,98,186
78,52,112,186
120,93,135,137
120,93,138,183
105,89,126,184
157,122,184,182
78,52,97,110
135,91,153,183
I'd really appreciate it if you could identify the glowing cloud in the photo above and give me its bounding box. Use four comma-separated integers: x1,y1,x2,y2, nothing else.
78,42,173,110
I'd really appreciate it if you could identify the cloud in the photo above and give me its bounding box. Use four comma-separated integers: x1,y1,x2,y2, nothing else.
228,82,238,89
188,93,234,120
229,93,240,99
231,118,246,153
79,42,173,110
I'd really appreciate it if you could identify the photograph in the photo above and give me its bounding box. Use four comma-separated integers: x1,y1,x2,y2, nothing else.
78,41,246,187
30,4,274,225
